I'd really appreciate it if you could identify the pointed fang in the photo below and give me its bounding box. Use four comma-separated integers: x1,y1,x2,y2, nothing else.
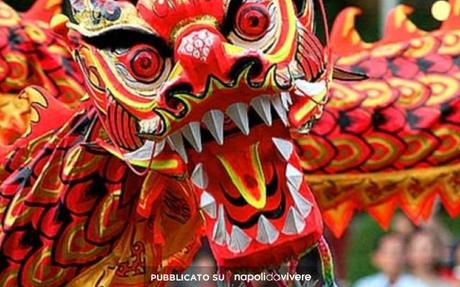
203,110,224,145
212,205,227,245
282,207,306,235
167,132,188,163
227,103,250,135
286,163,303,190
191,163,208,189
256,215,280,244
272,138,294,161
251,96,272,126
228,225,252,253
200,191,216,219
182,122,203,153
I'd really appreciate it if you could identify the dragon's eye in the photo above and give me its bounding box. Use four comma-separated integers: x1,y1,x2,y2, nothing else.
235,4,270,39
128,47,163,81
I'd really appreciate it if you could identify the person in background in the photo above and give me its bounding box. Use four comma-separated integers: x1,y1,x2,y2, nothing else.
407,229,453,287
423,214,454,267
354,233,428,287
392,213,417,240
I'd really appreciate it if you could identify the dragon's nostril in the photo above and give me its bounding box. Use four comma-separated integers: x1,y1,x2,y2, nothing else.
163,82,193,116
228,56,263,80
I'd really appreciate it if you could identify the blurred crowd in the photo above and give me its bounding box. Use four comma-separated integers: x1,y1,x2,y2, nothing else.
354,214,460,287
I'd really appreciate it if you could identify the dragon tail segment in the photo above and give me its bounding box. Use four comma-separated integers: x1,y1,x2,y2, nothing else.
306,0,460,237
380,5,427,44
330,7,371,57
330,2,451,57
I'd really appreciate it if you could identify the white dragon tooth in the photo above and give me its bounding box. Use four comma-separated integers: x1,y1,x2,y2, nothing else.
286,163,303,190
191,163,208,189
139,121,149,134
202,110,224,145
295,80,327,96
226,103,250,135
271,96,289,126
123,140,155,160
139,118,160,134
149,121,158,133
256,215,280,244
212,205,227,245
282,206,306,235
281,92,292,108
228,225,252,253
153,139,165,157
200,191,216,219
288,181,312,218
167,132,188,163
250,96,272,126
272,138,294,161
145,122,152,133
182,122,203,153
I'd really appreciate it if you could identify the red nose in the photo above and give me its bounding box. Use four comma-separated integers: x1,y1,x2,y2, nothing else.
174,26,234,92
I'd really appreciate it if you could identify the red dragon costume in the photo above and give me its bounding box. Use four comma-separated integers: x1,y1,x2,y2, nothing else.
2,0,460,285
0,0,340,286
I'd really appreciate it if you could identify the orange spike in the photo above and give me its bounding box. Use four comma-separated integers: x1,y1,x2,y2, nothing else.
22,0,63,23
366,197,398,230
381,5,426,44
442,0,460,30
330,7,370,57
322,200,356,238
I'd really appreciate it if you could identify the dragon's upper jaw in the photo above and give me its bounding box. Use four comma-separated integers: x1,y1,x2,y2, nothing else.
125,77,328,165
120,76,328,270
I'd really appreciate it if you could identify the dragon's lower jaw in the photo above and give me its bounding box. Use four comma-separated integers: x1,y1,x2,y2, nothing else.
186,119,323,271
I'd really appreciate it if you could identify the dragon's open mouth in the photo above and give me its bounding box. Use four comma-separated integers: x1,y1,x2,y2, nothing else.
183,121,323,270
122,75,327,270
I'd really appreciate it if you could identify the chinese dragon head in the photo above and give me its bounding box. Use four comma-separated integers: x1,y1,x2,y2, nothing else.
65,0,333,272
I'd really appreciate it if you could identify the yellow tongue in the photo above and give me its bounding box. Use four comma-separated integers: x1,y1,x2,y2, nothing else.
217,143,266,209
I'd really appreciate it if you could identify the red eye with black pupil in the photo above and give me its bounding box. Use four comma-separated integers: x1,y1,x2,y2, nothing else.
130,49,161,80
236,4,270,38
